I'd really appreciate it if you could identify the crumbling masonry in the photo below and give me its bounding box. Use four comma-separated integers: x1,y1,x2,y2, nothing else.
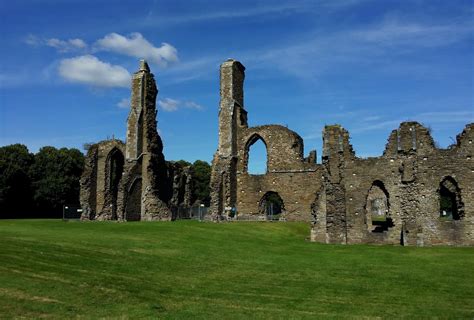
210,59,474,246
80,61,193,221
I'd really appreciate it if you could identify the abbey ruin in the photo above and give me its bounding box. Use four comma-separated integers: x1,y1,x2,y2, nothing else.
210,59,473,246
79,58,473,246
80,61,193,221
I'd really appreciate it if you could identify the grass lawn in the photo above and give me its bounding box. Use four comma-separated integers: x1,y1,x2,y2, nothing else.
0,220,473,319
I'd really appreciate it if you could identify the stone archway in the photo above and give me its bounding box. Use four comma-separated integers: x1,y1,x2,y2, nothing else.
259,191,285,220
439,176,464,220
244,134,268,174
365,180,393,233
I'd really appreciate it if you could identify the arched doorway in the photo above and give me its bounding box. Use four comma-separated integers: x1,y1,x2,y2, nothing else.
126,178,142,221
259,191,285,220
365,181,393,232
439,176,463,220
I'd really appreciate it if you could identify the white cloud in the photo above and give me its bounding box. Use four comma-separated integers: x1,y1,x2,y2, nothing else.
303,111,473,140
184,101,203,110
351,111,474,134
241,17,474,80
25,34,87,52
158,98,203,112
142,1,368,26
58,55,130,88
95,33,178,67
158,98,180,111
117,98,130,109
363,115,382,122
68,38,87,49
351,18,473,48
24,34,41,46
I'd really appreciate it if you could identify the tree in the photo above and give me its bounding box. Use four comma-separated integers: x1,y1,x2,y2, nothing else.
0,144,34,218
175,160,191,167
191,160,211,206
30,147,84,217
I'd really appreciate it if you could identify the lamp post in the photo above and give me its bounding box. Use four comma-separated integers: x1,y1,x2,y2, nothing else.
63,206,69,220
199,203,205,221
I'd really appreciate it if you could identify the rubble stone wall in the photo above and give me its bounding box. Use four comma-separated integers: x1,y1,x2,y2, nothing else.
80,61,193,222
210,59,473,246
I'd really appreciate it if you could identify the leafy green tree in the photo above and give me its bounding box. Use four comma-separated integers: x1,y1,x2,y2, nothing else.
30,147,84,217
191,160,211,206
0,144,34,218
175,160,191,167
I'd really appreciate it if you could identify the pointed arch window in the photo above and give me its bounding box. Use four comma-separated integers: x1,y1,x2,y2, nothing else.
439,177,464,220
245,134,268,175
365,181,393,233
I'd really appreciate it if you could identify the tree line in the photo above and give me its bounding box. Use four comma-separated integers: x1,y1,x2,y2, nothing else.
0,144,211,219
0,144,84,218
174,159,211,206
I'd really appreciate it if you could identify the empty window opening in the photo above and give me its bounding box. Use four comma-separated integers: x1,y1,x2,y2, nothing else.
247,136,267,175
366,181,393,233
259,192,285,220
439,177,463,220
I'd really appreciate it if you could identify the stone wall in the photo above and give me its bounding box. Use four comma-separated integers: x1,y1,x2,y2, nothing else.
317,122,474,246
210,59,473,246
80,61,194,221
79,139,125,220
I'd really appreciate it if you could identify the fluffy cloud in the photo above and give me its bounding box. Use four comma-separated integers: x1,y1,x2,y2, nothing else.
47,38,87,52
158,98,203,112
58,55,130,88
95,33,178,67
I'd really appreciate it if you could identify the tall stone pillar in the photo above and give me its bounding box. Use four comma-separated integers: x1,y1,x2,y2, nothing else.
118,60,171,221
322,125,354,243
209,59,246,219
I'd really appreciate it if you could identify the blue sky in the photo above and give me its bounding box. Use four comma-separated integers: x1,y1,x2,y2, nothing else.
1,0,473,172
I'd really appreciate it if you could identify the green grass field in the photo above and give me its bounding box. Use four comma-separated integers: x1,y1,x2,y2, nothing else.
0,220,473,319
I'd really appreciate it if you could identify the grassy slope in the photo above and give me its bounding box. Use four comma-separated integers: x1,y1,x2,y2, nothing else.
0,220,473,319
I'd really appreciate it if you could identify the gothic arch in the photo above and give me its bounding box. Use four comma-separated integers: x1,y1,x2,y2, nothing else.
105,147,124,219
365,180,393,233
243,133,268,174
259,191,285,219
439,176,464,220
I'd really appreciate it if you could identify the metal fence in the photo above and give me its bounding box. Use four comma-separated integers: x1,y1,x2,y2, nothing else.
171,205,209,221
67,205,288,222
62,205,83,220
230,213,286,222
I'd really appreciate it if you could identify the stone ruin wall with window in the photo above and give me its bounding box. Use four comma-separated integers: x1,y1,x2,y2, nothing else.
79,61,193,221
210,59,474,246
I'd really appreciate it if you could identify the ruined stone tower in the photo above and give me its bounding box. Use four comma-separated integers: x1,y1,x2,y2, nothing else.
210,59,321,221
210,58,473,246
210,59,247,219
80,60,174,221
117,60,171,221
